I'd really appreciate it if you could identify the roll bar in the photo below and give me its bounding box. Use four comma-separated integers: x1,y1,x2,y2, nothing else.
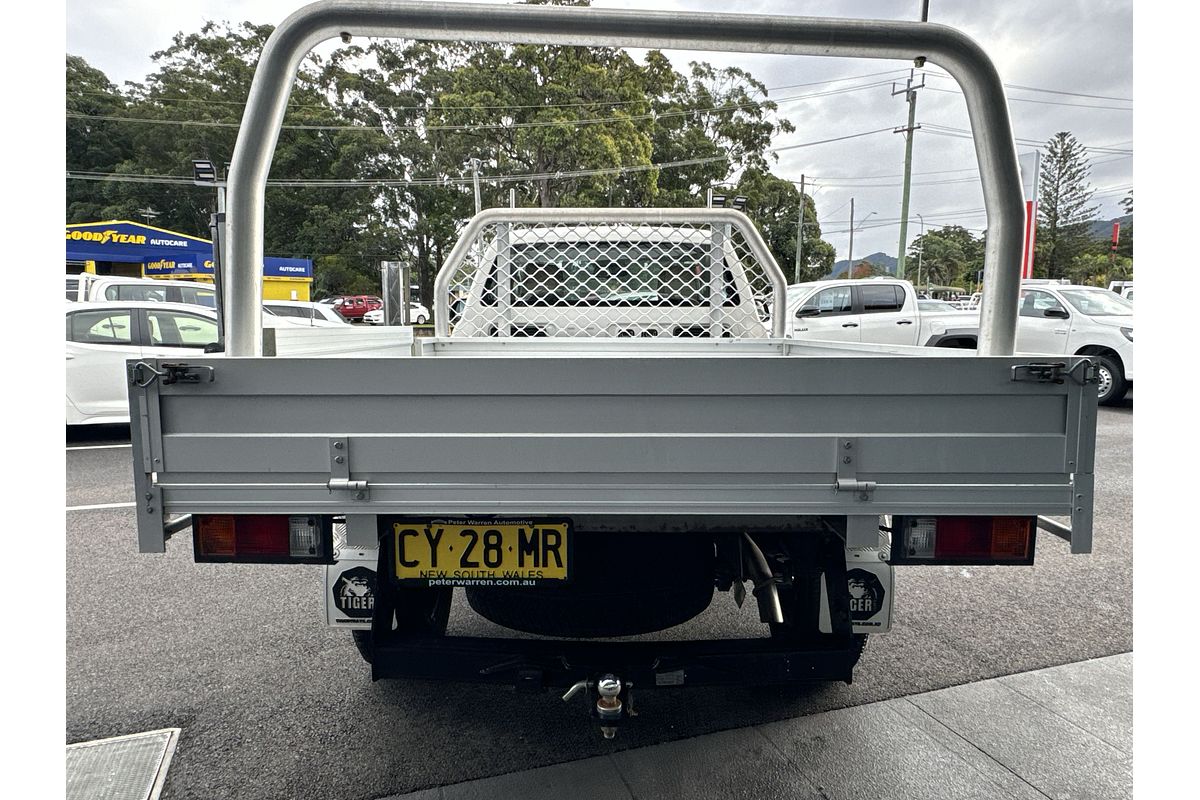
225,0,1023,356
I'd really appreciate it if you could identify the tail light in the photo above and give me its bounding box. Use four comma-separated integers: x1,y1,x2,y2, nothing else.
194,515,332,563
890,516,1036,565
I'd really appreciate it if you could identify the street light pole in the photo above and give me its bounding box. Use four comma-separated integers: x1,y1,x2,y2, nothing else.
915,213,925,293
795,174,805,283
847,198,855,277
193,159,227,346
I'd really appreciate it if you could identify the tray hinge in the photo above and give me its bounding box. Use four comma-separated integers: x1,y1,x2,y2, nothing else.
835,438,876,500
328,437,369,500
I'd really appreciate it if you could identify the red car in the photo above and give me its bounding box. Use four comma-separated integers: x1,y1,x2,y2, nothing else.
331,295,382,322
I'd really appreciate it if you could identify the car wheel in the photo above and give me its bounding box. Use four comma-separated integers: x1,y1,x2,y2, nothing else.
416,315,427,325
1095,355,1127,406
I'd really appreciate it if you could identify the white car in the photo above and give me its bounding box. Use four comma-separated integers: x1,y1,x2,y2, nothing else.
263,300,349,326
66,301,304,425
783,278,980,349
363,302,430,325
67,275,218,306
1015,281,1133,405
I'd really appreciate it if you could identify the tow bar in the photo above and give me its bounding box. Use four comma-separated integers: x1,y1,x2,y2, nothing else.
563,674,637,739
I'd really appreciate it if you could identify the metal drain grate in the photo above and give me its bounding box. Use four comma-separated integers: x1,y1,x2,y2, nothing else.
66,728,180,800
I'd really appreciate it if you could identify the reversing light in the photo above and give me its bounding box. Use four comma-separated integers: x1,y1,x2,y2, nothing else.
891,516,1036,565
194,515,331,563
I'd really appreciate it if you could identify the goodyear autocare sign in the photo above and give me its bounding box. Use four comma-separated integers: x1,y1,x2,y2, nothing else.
143,258,211,276
65,220,313,279
65,220,213,266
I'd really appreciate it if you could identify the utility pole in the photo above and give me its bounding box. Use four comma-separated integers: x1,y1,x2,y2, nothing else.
847,197,855,278
895,1,930,280
795,174,805,283
471,158,482,215
893,69,925,280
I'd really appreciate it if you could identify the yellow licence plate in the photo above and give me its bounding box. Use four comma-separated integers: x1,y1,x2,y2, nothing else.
391,520,570,586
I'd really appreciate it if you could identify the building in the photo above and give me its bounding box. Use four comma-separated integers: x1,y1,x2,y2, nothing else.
65,220,314,301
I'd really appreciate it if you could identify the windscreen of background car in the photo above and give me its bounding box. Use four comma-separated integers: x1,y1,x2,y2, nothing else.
1059,289,1133,317
483,241,724,307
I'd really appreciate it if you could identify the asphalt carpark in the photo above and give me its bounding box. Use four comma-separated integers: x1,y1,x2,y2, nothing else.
65,395,1132,799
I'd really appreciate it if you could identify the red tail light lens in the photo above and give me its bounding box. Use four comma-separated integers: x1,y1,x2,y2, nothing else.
194,515,331,563
892,516,1035,565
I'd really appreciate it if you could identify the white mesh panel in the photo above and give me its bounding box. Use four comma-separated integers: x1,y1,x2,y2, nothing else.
442,216,781,339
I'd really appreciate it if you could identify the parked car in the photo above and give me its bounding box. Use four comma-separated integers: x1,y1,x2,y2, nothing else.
1014,280,1133,405
363,302,431,325
66,301,319,425
1107,280,1133,302
67,275,217,307
263,300,349,326
782,278,980,348
331,295,383,321
66,301,414,424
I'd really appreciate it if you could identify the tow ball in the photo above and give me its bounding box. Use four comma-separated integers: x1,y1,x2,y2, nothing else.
563,674,636,739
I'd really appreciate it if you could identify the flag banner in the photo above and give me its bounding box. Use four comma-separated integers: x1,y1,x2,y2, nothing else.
1018,151,1041,279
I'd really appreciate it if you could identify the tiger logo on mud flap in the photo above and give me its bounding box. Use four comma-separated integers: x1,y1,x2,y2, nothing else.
333,566,376,618
846,569,885,621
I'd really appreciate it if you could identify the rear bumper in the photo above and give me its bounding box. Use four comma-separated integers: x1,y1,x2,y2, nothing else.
370,634,861,689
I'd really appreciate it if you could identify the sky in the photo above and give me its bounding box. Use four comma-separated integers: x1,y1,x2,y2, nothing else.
64,0,1133,265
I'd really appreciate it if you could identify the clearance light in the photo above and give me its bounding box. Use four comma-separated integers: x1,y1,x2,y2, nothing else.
890,516,1036,565
194,515,332,563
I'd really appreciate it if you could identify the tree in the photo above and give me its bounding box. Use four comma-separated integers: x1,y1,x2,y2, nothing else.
850,260,888,279
1066,252,1132,286
1034,132,1098,279
322,1,797,300
907,225,982,288
66,4,801,301
731,168,834,282
66,56,134,221
67,23,392,296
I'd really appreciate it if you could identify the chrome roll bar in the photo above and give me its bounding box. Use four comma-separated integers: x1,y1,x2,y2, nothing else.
225,0,1022,357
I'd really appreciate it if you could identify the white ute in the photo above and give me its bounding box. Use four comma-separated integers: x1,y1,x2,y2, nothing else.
1014,280,1133,405
781,277,981,348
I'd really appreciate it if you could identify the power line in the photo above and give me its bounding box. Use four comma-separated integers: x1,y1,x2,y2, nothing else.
65,77,900,134
71,67,915,114
920,124,1133,154
922,84,1132,111
924,71,1132,103
67,123,907,189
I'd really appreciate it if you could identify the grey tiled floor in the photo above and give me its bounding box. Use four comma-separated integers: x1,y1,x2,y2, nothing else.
386,653,1132,800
